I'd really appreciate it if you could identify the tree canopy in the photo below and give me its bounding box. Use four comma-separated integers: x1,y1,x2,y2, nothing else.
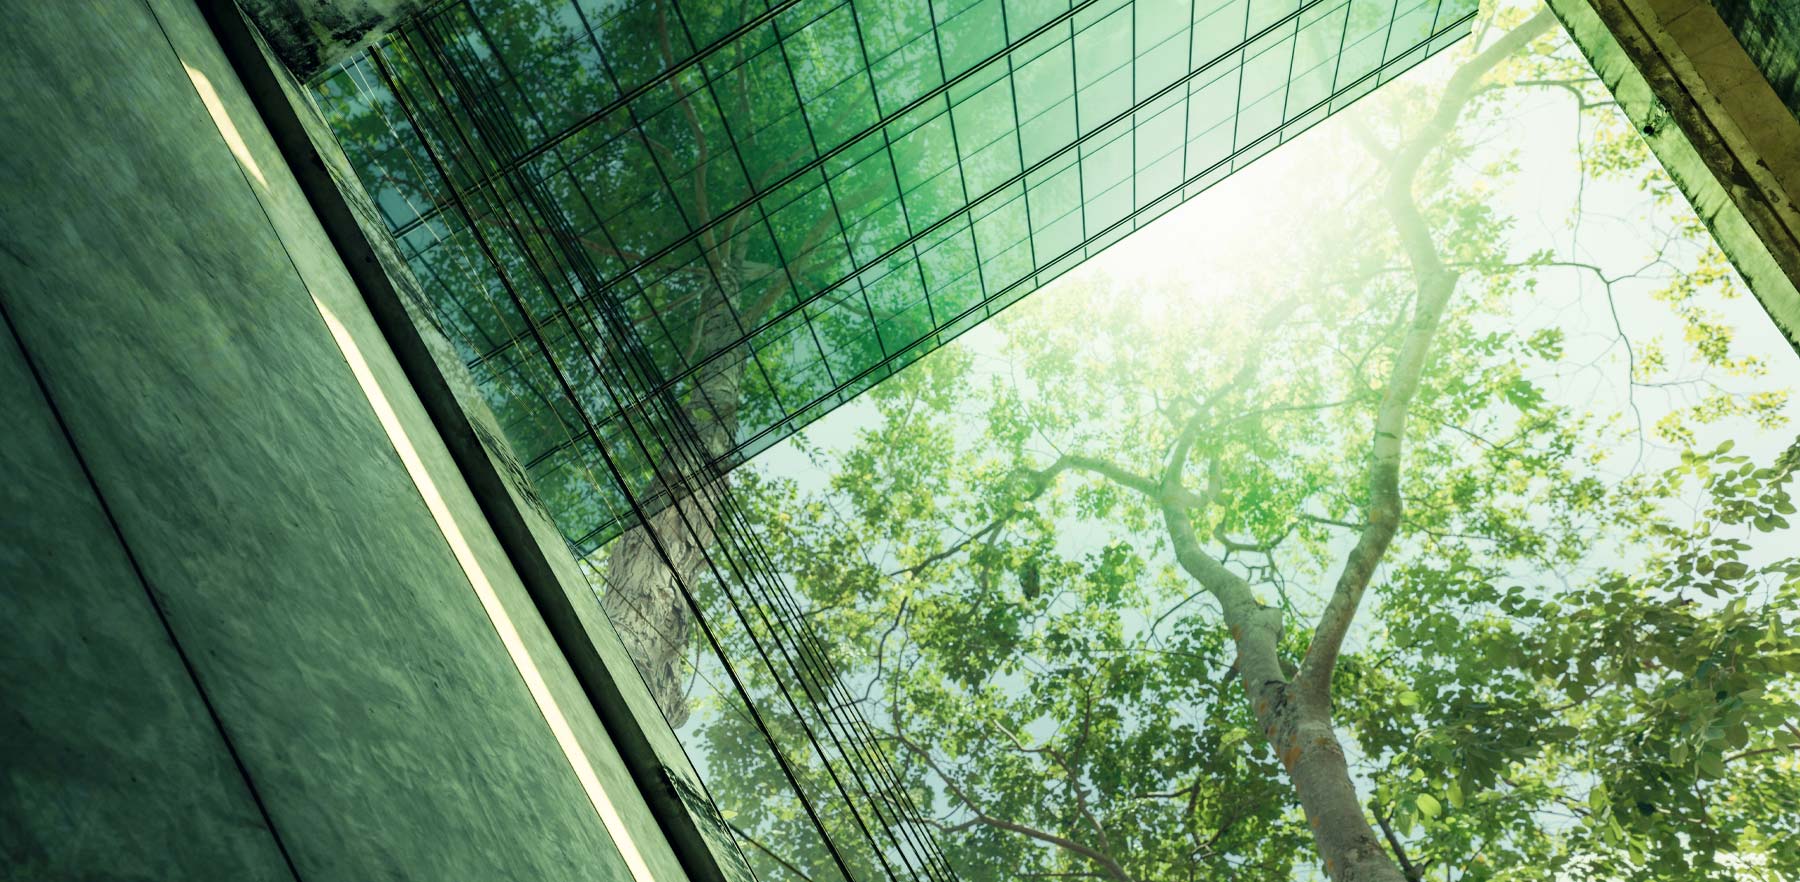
686,4,1800,880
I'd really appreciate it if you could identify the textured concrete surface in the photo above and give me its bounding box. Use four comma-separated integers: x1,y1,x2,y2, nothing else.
254,11,756,879
240,0,423,79
0,1,682,879
255,13,747,880
0,316,297,882
1712,0,1800,119
1550,0,1800,353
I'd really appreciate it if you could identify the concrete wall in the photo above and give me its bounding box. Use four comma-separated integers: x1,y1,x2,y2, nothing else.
1548,0,1800,353
1711,0,1800,119
0,1,688,880
239,0,424,79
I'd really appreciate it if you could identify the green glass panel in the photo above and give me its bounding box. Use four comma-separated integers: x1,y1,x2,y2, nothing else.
318,0,1481,557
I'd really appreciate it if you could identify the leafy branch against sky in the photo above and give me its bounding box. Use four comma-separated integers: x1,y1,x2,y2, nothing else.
717,3,1800,880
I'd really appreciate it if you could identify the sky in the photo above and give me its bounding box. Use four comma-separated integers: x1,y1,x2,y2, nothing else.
752,30,1800,496
688,19,1800,875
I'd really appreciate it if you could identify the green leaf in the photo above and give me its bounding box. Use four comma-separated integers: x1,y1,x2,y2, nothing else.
1416,793,1442,819
1399,691,1421,708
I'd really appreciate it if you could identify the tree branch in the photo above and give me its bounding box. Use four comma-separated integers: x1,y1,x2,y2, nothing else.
1373,801,1425,882
1293,8,1557,704
892,732,1138,882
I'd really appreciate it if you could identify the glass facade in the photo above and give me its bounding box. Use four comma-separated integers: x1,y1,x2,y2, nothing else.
317,0,1477,553
312,2,1479,878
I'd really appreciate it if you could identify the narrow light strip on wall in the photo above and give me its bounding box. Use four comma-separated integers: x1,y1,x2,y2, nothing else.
311,296,663,882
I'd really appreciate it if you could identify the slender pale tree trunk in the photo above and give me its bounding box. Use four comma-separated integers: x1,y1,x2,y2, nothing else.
1162,13,1555,879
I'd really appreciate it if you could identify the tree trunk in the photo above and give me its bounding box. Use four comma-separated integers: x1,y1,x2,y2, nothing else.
600,491,719,728
1251,681,1407,882
600,281,747,728
1163,503,1407,882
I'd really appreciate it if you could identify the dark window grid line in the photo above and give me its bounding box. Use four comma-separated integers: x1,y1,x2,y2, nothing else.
1273,6,1303,167
654,0,833,435
1000,0,1042,278
766,0,873,395
914,0,964,332
393,0,1107,249
569,2,1478,545
1228,0,1255,157
401,4,1175,317
1231,26,1306,142
1323,0,1357,107
1176,0,1200,184
571,0,1332,415
464,0,1311,373
1376,0,1408,71
1422,0,1450,65
1334,3,1415,84
1068,16,1090,251
848,0,912,361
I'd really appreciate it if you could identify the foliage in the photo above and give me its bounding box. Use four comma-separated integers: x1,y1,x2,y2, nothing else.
701,5,1800,881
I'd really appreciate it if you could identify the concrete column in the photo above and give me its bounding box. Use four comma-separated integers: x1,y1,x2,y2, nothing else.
0,1,686,880
1548,0,1800,352
239,0,424,78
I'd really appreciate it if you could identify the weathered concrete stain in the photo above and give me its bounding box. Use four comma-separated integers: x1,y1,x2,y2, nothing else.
240,0,424,79
1712,0,1800,120
0,0,679,879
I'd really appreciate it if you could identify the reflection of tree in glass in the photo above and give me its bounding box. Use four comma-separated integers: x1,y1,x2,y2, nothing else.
320,0,939,728
726,7,1800,881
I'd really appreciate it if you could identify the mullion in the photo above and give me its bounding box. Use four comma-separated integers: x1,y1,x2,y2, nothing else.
849,0,913,363
1067,15,1089,253
459,0,1109,364
767,3,864,393
639,0,1327,406
663,0,810,443
641,2,1478,507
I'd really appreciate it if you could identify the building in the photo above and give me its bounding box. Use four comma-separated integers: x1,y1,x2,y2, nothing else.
2,0,1794,881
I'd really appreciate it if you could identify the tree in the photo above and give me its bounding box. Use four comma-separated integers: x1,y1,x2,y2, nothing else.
713,4,1800,880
